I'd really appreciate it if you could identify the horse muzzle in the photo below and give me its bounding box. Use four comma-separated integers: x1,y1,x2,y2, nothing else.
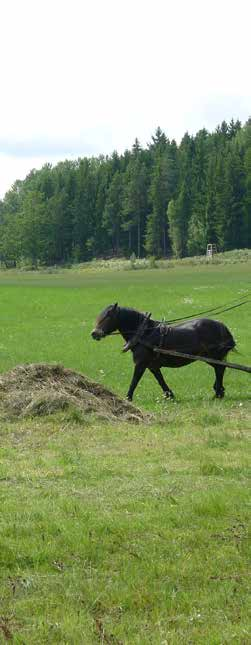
91,329,105,340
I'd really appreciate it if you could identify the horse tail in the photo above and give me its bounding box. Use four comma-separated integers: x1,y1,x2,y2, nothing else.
221,323,236,354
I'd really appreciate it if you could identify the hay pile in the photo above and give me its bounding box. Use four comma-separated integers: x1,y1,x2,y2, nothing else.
0,363,147,422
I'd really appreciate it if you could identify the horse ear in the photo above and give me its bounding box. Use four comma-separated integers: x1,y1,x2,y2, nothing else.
113,302,118,310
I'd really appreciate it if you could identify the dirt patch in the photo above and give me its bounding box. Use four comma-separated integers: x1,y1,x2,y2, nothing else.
0,363,147,422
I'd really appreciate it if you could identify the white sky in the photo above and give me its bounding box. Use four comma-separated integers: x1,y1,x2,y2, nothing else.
0,0,250,197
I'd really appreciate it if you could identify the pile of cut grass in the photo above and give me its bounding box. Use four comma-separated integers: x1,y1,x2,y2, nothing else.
0,363,147,423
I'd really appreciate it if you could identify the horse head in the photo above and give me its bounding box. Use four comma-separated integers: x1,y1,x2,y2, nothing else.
91,303,119,340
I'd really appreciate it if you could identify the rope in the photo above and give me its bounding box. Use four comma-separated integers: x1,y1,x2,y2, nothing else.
167,297,250,324
110,300,251,336
111,296,250,335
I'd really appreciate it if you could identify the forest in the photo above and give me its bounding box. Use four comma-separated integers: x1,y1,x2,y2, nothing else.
0,118,250,266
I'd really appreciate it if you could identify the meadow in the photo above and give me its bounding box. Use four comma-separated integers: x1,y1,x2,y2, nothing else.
0,259,250,643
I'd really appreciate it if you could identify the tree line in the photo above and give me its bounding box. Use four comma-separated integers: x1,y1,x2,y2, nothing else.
0,118,250,266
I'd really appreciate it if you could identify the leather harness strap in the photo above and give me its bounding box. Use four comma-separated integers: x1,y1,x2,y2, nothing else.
156,323,170,356
122,312,152,353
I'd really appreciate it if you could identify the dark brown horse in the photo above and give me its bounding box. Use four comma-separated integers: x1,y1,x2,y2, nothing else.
91,304,236,401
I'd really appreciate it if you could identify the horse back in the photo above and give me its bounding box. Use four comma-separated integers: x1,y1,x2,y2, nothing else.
174,317,235,352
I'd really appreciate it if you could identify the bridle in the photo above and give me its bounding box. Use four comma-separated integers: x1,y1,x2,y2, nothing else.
95,306,121,337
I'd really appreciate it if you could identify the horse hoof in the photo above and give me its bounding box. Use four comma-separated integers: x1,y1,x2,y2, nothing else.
165,391,175,400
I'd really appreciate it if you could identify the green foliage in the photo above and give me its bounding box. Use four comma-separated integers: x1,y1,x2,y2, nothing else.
145,136,179,257
243,123,251,246
168,185,190,258
0,120,251,266
187,129,209,254
122,155,149,258
103,170,124,255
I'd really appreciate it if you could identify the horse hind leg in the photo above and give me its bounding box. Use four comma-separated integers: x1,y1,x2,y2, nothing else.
213,365,226,398
149,367,174,399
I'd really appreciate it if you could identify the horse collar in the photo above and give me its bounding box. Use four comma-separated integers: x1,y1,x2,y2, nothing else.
122,312,152,353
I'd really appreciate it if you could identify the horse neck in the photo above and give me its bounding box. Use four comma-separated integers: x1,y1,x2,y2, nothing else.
117,308,146,341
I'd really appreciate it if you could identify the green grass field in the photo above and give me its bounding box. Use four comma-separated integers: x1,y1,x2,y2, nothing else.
0,260,250,643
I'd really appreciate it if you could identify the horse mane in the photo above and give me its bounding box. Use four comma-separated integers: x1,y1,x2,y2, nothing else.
118,306,144,326
117,306,158,332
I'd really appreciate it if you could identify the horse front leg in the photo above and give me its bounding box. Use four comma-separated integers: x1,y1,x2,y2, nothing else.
127,363,146,401
149,367,174,399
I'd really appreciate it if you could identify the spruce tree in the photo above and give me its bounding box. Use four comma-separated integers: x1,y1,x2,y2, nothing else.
243,123,251,246
122,157,149,257
187,129,209,255
167,181,191,257
103,171,124,255
205,154,218,244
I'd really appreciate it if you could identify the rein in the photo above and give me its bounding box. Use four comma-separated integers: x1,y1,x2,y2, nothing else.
109,296,250,335
167,297,250,324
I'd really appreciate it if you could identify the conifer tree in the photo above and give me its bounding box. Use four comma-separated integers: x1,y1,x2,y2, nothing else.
122,157,148,257
243,123,251,246
187,129,209,255
223,145,245,249
0,120,250,266
20,190,48,266
205,154,218,244
103,171,124,255
167,181,191,257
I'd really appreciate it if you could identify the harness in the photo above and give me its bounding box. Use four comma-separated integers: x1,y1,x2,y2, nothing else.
156,323,171,357
122,312,152,353
121,312,251,375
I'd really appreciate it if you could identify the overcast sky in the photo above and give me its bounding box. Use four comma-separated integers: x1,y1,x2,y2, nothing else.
0,0,250,197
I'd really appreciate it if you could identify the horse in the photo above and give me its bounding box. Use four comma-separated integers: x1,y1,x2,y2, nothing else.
91,303,236,401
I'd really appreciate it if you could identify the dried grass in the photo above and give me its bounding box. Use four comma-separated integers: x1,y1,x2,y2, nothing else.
0,363,147,423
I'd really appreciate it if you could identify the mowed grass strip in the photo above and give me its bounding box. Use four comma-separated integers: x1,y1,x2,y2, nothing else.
0,260,250,642
0,411,250,643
